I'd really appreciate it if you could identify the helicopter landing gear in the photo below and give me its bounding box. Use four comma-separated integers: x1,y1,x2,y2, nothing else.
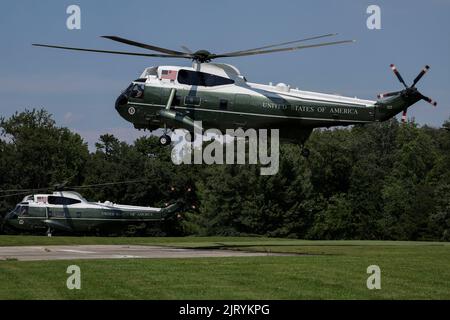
46,227,53,237
159,125,172,146
159,134,171,146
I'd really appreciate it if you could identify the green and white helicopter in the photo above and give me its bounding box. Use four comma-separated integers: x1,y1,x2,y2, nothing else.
1,182,183,236
33,33,437,156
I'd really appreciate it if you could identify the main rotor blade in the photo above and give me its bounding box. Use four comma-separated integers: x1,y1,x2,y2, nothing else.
411,65,430,87
390,64,408,89
101,36,188,56
181,45,193,54
0,187,49,194
222,33,338,56
0,191,41,199
0,179,149,197
69,179,149,189
213,40,355,59
32,44,191,58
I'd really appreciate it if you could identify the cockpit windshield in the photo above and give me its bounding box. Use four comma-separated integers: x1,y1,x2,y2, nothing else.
17,204,29,216
123,83,144,99
140,66,158,78
8,204,28,219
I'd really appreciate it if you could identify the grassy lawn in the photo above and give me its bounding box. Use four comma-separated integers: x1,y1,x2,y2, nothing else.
0,236,449,299
0,235,274,247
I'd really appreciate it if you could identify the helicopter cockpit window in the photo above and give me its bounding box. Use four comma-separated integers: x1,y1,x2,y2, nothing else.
129,83,145,99
17,205,29,217
178,70,235,87
48,196,81,206
122,83,133,95
7,206,20,219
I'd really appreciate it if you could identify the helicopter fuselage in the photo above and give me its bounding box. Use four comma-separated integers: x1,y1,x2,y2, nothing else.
115,63,421,144
32,36,432,142
3,191,177,235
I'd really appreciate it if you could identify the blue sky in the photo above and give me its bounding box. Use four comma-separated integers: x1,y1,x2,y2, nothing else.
1,0,449,148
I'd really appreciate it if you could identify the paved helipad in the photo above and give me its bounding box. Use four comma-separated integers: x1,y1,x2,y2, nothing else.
0,245,281,261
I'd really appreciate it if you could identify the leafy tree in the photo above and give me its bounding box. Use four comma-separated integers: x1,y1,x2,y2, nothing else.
0,109,89,221
308,194,353,239
1,110,449,240
379,123,437,240
307,128,354,197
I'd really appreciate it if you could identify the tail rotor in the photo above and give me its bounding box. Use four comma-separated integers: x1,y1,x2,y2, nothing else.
390,64,409,89
411,65,430,87
377,64,437,123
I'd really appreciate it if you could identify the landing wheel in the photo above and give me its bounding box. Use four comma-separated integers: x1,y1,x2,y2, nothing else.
159,134,171,146
46,228,53,237
301,148,310,158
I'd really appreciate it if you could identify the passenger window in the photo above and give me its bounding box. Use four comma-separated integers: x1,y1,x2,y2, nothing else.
219,99,228,110
48,196,81,205
178,70,234,87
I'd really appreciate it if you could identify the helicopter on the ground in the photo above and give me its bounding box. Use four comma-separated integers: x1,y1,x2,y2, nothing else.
33,34,437,155
1,185,182,236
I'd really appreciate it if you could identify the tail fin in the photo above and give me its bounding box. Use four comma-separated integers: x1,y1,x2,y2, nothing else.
161,200,184,216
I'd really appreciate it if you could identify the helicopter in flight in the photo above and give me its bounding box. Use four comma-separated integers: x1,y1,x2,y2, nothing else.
33,33,437,155
1,181,183,236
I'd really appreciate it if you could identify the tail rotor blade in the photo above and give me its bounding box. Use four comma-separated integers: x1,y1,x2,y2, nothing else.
421,95,437,107
401,110,407,123
390,64,409,88
412,65,430,87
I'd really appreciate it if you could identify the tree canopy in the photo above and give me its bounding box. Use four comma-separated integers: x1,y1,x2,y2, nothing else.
1,109,449,240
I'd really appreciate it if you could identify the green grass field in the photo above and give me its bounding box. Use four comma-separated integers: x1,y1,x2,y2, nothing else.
0,236,449,299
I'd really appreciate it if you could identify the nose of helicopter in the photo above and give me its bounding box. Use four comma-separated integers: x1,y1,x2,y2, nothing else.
1,211,16,231
115,93,130,119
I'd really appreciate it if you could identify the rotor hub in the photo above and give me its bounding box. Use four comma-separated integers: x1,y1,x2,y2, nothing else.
192,50,213,63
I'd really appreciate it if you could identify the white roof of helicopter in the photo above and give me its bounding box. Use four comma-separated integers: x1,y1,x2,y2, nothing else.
21,191,87,203
141,62,245,82
139,63,375,106
21,191,161,211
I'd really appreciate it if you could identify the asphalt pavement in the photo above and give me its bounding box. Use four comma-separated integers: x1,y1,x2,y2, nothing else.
0,245,283,261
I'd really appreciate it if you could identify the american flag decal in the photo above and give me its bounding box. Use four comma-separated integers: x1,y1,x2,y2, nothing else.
161,70,177,80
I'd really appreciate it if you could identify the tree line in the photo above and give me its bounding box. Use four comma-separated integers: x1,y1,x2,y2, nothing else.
1,109,449,240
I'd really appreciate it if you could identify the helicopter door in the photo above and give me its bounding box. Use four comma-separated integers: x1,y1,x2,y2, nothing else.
146,86,162,105
144,87,162,126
